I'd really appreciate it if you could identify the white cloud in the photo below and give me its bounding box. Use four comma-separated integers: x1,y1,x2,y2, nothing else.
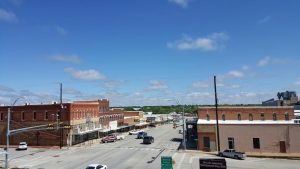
258,16,271,24
240,92,257,97
295,79,300,86
167,32,229,51
64,67,106,81
149,80,168,90
63,88,83,95
258,56,271,67
0,85,15,92
187,92,211,98
242,65,249,70
231,84,240,89
55,25,67,35
227,70,244,78
50,54,80,64
8,0,23,6
192,81,209,88
0,9,17,23
103,80,125,89
169,0,189,8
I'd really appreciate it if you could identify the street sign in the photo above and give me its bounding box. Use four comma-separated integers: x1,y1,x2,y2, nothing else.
161,156,173,169
199,158,226,169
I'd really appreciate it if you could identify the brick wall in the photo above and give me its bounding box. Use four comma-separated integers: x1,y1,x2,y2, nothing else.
198,106,294,121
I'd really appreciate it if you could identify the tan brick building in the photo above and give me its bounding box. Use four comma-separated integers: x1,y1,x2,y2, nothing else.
197,106,300,153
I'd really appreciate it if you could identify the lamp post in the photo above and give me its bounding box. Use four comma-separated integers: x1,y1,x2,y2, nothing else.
168,99,186,150
6,97,25,169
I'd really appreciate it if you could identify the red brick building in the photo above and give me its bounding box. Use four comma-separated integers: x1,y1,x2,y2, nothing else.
0,99,124,147
197,106,300,153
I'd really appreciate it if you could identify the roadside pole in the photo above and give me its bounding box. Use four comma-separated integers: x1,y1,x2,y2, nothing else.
5,108,10,169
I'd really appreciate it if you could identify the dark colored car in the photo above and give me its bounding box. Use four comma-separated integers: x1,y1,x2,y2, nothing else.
149,123,156,127
143,136,154,144
137,132,147,139
101,134,117,143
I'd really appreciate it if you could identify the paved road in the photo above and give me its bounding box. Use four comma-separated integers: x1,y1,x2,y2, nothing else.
5,124,181,169
2,123,300,169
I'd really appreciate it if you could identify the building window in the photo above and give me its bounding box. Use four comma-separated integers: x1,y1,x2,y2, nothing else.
253,138,260,149
45,111,48,120
260,112,265,121
272,113,277,121
228,137,235,149
11,113,13,121
33,111,36,120
222,114,225,121
0,113,3,121
285,112,289,121
206,113,210,121
21,111,25,121
237,113,242,121
249,113,253,121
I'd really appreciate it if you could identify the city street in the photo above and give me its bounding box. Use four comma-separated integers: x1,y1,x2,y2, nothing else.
1,124,300,169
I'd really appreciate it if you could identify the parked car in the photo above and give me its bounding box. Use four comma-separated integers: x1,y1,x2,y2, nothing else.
17,142,27,150
86,164,107,169
137,132,147,139
218,149,246,160
101,134,117,143
112,133,126,140
129,129,144,135
143,136,154,144
149,123,156,127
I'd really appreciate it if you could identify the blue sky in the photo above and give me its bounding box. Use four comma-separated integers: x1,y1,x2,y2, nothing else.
1,0,300,106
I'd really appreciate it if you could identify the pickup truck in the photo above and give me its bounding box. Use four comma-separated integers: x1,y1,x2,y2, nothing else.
218,149,246,160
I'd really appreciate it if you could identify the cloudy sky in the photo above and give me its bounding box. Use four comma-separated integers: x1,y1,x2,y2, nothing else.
1,0,300,106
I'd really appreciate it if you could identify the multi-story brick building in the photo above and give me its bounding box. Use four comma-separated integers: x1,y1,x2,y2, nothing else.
197,106,300,153
0,99,124,147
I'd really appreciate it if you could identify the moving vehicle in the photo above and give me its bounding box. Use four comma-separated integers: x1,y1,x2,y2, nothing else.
86,164,107,169
129,129,144,135
101,134,117,143
137,132,147,139
18,142,28,150
143,136,154,144
218,149,246,160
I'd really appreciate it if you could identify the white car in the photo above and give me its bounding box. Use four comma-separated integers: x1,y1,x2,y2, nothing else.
86,164,107,169
129,129,144,135
113,133,126,140
18,142,27,150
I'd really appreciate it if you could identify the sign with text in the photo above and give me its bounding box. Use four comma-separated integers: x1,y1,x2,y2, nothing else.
161,156,173,169
199,158,226,169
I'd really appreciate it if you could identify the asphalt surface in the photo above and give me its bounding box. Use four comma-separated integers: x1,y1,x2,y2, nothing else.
1,123,300,169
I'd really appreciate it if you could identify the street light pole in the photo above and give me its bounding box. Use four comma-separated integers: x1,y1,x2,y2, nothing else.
168,99,186,150
5,108,10,169
5,97,25,169
182,104,186,150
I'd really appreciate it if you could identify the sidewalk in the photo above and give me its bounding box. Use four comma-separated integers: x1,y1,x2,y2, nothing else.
203,151,300,160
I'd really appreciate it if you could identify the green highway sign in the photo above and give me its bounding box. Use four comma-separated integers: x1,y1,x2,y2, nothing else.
161,156,173,169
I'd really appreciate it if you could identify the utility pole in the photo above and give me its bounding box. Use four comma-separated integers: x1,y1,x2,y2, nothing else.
60,82,63,149
214,76,220,153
